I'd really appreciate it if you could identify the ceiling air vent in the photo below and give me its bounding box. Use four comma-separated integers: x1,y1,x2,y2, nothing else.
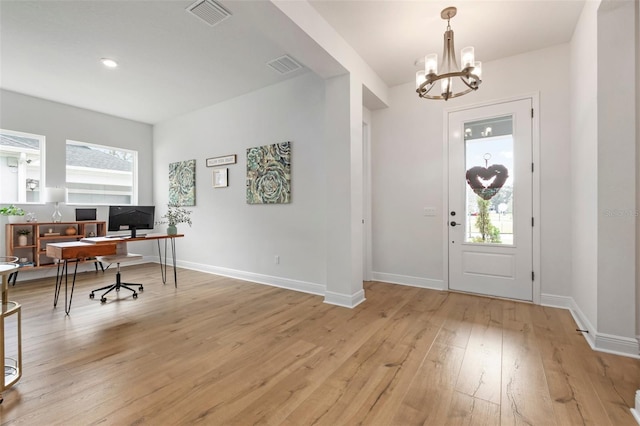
186,0,231,27
267,55,303,75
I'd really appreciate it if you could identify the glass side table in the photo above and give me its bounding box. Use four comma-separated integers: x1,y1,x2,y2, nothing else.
0,260,21,404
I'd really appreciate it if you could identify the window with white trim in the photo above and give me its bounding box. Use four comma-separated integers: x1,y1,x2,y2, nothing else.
65,140,137,205
0,129,45,203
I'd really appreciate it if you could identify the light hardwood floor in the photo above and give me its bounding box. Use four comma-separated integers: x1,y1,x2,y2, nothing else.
0,264,638,425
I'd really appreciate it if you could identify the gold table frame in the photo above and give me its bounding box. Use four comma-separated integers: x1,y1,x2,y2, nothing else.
0,262,21,404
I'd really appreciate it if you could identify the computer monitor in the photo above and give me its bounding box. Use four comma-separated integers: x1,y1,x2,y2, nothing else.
75,208,97,221
108,206,155,238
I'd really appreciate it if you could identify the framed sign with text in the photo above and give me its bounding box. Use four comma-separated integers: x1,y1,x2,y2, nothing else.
206,154,236,167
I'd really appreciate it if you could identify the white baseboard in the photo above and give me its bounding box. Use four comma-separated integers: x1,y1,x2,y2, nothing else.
593,333,640,357
162,258,371,308
324,289,366,308
171,259,326,297
631,390,640,424
179,259,369,308
540,293,573,309
371,272,445,290
541,293,640,359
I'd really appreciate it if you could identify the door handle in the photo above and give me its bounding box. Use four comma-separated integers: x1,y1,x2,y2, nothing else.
450,221,459,227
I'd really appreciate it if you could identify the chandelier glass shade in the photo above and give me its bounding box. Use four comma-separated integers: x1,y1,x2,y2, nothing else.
416,7,482,101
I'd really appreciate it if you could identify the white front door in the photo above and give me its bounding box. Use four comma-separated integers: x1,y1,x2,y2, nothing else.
448,99,533,301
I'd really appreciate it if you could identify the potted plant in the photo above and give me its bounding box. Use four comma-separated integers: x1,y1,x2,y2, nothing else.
157,204,192,235
17,228,31,246
0,205,26,223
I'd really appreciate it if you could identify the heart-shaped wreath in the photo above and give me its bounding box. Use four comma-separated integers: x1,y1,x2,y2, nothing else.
465,164,509,201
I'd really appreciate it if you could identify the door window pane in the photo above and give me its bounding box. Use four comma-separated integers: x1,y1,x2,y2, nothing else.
464,116,514,245
0,129,45,203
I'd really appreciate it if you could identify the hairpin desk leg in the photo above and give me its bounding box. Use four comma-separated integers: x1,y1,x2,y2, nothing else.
53,261,64,308
53,260,79,315
65,260,79,315
157,240,166,284
157,238,178,288
171,238,177,288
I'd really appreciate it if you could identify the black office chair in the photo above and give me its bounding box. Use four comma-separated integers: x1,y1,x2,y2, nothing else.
90,253,143,303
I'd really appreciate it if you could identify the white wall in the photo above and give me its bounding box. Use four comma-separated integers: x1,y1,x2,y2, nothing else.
362,106,373,281
323,74,365,306
566,0,639,356
636,0,640,343
370,79,445,287
370,44,572,297
153,72,328,294
0,90,154,260
570,0,599,333
596,0,637,340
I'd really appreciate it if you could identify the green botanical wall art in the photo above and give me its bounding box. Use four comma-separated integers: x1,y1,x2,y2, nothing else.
246,141,291,204
169,159,196,206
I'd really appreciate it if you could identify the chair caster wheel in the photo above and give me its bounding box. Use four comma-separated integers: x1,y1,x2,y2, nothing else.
89,293,95,299
133,293,138,299
100,297,107,303
139,286,144,292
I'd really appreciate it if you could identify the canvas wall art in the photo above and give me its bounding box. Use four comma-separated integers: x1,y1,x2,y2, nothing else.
169,159,196,206
246,141,291,204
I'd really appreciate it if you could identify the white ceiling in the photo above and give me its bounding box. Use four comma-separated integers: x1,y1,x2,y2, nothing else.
0,0,585,125
308,0,586,87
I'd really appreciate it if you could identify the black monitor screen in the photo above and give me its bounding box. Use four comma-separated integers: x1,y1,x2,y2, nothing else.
108,206,155,238
75,208,97,221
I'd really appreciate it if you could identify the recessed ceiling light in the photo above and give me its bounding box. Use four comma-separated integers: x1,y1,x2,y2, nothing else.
100,58,118,68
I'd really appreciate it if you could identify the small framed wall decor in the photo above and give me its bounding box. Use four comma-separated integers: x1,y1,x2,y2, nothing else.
206,154,236,167
213,168,228,188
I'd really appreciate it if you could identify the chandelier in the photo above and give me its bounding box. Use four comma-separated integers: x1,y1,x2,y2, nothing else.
416,7,482,101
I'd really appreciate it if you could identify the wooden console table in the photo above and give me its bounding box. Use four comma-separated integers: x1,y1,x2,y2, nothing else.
5,221,107,284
